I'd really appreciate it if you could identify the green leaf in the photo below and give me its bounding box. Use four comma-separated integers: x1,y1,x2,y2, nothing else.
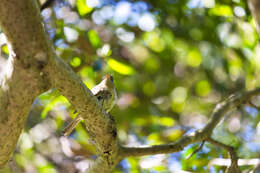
209,5,233,17
1,44,8,55
41,95,70,119
195,80,211,97
187,49,202,67
70,57,81,67
108,58,135,75
88,30,101,47
142,81,155,96
76,0,92,16
38,164,57,173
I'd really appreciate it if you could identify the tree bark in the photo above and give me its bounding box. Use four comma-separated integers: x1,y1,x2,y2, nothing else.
248,0,260,35
0,0,260,172
0,0,51,167
0,0,118,170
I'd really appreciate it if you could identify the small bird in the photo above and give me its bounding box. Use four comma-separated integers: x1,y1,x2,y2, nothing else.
62,74,117,136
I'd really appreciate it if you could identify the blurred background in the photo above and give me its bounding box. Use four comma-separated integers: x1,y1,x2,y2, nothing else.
1,0,260,172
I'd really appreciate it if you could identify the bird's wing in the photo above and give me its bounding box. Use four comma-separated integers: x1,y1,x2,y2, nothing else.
91,83,104,95
94,90,112,101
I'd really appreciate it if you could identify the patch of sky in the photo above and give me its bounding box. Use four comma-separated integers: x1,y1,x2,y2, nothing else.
55,39,69,48
119,159,130,173
86,0,101,8
246,142,260,152
99,0,116,6
127,12,140,26
89,0,156,31
244,106,258,118
100,5,114,20
241,125,255,142
168,153,182,171
132,1,149,12
138,13,156,31
187,0,204,9
113,1,132,25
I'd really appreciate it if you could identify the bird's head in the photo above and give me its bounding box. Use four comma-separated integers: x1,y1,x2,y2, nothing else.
103,74,115,89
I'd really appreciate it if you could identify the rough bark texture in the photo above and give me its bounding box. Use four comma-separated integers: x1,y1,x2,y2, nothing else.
0,0,118,170
0,0,260,172
0,55,49,167
248,0,260,35
0,0,51,167
47,56,118,154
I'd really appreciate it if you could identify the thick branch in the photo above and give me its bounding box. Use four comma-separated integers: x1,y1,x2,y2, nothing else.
0,0,51,167
0,0,118,169
120,89,260,157
47,56,118,154
0,54,49,167
248,0,260,35
1,0,260,171
86,153,123,173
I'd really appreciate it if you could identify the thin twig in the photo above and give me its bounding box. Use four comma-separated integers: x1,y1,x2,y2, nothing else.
186,141,205,159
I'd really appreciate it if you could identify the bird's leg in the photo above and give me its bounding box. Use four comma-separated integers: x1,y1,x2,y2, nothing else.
62,114,83,136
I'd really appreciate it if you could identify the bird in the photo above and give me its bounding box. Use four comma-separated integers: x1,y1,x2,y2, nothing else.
62,74,117,137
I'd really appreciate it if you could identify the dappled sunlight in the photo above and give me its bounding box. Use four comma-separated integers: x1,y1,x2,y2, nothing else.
2,0,260,172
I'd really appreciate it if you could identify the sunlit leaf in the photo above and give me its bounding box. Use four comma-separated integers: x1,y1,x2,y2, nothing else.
15,154,27,168
144,31,165,52
147,133,161,144
166,129,183,141
171,101,185,113
88,30,101,47
153,165,167,171
80,67,94,78
108,58,135,75
209,5,233,17
38,164,57,173
144,57,160,73
195,80,211,97
70,57,81,67
1,44,8,54
187,49,202,67
41,95,70,119
142,81,156,96
159,117,175,127
77,0,92,16
128,157,139,173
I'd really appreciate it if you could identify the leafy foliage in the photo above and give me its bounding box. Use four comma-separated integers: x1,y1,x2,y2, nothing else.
1,0,260,172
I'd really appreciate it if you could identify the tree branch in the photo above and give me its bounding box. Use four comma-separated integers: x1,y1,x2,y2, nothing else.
248,0,260,35
1,0,260,172
120,89,260,158
0,0,118,170
0,0,51,167
186,141,205,159
207,138,240,173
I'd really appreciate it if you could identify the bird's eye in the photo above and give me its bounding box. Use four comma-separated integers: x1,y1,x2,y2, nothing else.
110,75,114,82
97,96,102,100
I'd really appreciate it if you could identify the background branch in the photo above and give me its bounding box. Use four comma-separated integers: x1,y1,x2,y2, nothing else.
120,89,260,158
0,0,260,172
207,138,240,173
